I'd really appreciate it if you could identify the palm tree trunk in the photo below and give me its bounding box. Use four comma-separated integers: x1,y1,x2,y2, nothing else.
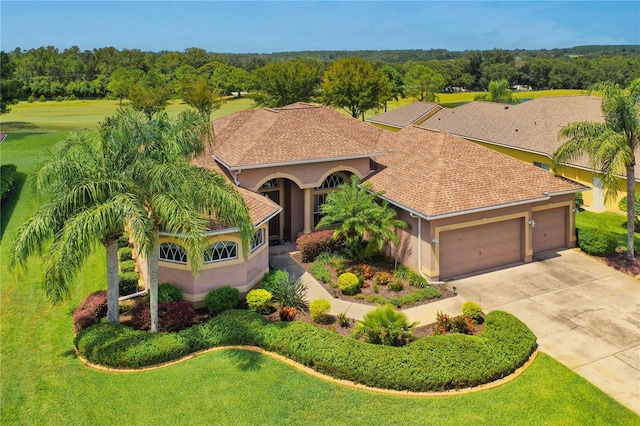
148,231,160,332
626,164,636,260
106,238,120,323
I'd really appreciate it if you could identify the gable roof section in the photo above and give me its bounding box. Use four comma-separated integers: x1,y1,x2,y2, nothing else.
364,126,586,219
368,102,442,129
209,103,385,170
419,95,639,180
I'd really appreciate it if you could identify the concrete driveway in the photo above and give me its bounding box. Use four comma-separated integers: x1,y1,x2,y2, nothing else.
449,249,640,415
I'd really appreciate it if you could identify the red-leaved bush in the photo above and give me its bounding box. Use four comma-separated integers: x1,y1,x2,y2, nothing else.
73,290,108,334
296,230,345,262
129,300,195,332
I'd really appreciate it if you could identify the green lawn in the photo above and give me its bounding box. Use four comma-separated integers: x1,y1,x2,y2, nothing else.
1,133,637,424
576,210,640,252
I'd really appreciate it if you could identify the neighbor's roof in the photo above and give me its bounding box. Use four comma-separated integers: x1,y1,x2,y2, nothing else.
367,102,442,129
419,95,640,180
200,103,386,170
191,157,281,231
364,126,586,219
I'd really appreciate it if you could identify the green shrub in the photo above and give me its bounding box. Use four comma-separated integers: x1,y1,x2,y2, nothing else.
408,273,429,288
55,95,63,102
157,282,183,303
309,299,331,323
260,269,287,293
462,301,483,323
389,279,404,292
314,252,333,266
365,294,389,305
337,312,351,327
118,247,133,261
69,94,77,100
272,272,308,310
204,286,240,315
393,265,412,279
119,259,135,273
577,227,618,256
119,272,139,296
398,287,441,305
27,95,35,103
38,95,46,102
575,191,584,210
75,309,537,391
618,194,640,232
337,272,360,295
310,262,332,283
117,233,130,249
352,305,418,346
0,164,17,202
246,289,273,314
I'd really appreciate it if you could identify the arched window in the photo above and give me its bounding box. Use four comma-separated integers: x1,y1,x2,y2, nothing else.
316,173,345,190
313,173,347,226
204,241,238,263
251,229,265,252
159,242,187,264
259,178,279,189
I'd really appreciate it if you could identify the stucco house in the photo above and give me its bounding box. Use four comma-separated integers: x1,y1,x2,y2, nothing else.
154,103,585,305
370,96,640,211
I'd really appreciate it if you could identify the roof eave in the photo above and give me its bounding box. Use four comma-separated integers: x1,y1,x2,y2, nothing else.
215,152,384,171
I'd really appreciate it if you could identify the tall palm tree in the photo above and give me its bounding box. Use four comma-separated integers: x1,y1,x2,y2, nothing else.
553,81,639,260
10,131,154,322
101,108,253,332
317,175,408,260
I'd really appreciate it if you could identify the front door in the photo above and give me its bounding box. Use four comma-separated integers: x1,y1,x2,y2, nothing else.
264,190,281,241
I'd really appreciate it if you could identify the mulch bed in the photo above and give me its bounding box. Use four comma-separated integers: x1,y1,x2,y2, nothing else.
601,249,640,277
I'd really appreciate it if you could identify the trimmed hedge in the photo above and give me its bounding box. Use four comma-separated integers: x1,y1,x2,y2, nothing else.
119,259,136,273
1,164,17,202
73,290,108,333
157,282,183,303
129,301,195,332
204,286,240,315
296,230,345,262
75,310,536,391
118,247,133,262
119,272,139,296
577,227,618,256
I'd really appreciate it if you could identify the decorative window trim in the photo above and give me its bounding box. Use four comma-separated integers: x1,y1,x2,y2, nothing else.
259,178,279,189
315,173,345,190
251,228,265,252
204,241,238,264
159,242,187,265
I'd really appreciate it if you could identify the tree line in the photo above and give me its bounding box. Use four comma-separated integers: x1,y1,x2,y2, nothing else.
1,45,639,116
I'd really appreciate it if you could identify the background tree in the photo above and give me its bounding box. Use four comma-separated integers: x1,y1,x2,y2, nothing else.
321,57,389,119
317,175,408,259
10,130,153,323
553,81,639,260
128,71,172,120
107,67,143,104
180,76,223,121
212,64,250,97
1,51,23,114
474,79,520,104
252,58,321,107
380,65,404,111
404,63,445,102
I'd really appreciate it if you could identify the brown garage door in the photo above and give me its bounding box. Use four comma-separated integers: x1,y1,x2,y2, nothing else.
439,219,523,279
532,207,567,253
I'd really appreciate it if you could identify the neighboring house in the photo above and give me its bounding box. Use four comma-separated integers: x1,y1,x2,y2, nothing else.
368,102,442,132
417,96,640,211
157,103,586,304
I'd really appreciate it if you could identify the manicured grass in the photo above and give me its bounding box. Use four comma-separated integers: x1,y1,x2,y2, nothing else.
1,132,637,424
576,210,640,252
0,97,255,133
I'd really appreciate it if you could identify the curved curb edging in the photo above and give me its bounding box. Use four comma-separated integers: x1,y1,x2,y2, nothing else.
75,346,539,397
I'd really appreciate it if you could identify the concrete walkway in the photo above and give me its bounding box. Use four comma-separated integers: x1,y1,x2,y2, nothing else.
269,244,639,415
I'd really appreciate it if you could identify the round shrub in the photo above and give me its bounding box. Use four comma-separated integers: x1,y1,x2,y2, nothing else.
119,247,133,262
246,289,273,314
73,290,108,333
69,94,77,100
38,95,46,102
119,272,139,296
55,95,63,102
309,299,331,323
462,301,483,323
119,259,136,273
157,282,183,303
337,272,360,295
204,286,240,315
260,269,287,293
577,227,617,256
27,95,35,103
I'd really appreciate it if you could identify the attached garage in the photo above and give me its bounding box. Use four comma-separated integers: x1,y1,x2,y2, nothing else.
532,207,568,253
439,218,524,279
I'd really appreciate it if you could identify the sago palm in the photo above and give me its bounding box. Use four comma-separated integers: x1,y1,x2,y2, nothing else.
102,107,253,332
10,130,154,323
352,304,418,346
553,81,639,260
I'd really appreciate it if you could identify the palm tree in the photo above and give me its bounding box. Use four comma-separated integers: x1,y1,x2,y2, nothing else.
352,304,418,346
553,81,639,260
317,175,408,260
10,131,154,322
474,79,520,104
101,108,254,332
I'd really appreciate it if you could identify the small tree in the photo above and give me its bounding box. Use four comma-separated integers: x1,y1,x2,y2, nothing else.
128,72,171,120
404,64,445,102
474,79,520,104
317,175,408,259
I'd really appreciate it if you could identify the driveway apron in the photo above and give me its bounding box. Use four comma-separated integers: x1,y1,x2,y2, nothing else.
448,249,640,415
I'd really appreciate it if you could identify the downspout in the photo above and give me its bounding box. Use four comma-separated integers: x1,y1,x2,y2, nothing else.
234,169,242,186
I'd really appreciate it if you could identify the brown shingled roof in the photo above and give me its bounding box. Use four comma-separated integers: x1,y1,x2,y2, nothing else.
420,96,639,180
364,126,586,218
368,102,442,128
209,103,385,169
